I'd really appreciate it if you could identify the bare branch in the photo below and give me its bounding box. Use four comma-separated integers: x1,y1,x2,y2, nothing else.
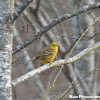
33,2,86,97
58,65,100,100
13,2,100,55
12,41,100,86
34,0,41,13
8,0,34,23
63,64,86,97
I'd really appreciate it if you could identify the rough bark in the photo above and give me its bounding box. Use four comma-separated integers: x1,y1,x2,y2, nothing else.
0,0,14,100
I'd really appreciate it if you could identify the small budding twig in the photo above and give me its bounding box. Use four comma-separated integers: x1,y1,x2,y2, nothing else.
12,55,20,64
44,16,100,99
50,82,74,100
58,83,74,100
58,65,100,100
12,41,100,86
58,15,100,99
43,65,64,100
13,3,100,55
67,16,100,58
12,48,28,64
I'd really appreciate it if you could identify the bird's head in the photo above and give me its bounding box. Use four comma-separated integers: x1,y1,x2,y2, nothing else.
50,42,58,49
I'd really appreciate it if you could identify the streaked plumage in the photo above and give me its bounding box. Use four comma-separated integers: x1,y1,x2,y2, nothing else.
25,42,58,63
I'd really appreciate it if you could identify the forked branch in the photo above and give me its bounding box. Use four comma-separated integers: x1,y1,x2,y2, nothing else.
12,41,100,86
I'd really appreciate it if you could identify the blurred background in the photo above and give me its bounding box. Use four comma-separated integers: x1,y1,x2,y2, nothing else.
12,0,100,100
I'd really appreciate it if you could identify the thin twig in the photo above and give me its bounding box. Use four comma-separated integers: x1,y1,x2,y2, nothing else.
58,65,100,100
34,0,41,14
8,0,34,23
13,3,100,55
12,41,100,86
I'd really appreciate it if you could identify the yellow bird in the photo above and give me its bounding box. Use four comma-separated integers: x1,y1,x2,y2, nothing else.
26,42,58,63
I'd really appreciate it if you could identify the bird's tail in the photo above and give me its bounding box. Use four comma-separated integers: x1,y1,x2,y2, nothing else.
25,57,36,64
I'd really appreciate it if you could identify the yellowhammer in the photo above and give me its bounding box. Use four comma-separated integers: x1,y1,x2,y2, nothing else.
26,42,58,63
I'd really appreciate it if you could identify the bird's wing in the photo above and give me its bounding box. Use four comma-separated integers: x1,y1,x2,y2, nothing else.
36,48,54,58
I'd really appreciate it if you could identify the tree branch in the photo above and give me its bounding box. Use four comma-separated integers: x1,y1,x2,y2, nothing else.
34,0,41,14
12,41,100,86
13,2,100,55
8,0,34,24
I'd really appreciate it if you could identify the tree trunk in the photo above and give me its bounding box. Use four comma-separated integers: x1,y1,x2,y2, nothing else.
0,0,14,100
